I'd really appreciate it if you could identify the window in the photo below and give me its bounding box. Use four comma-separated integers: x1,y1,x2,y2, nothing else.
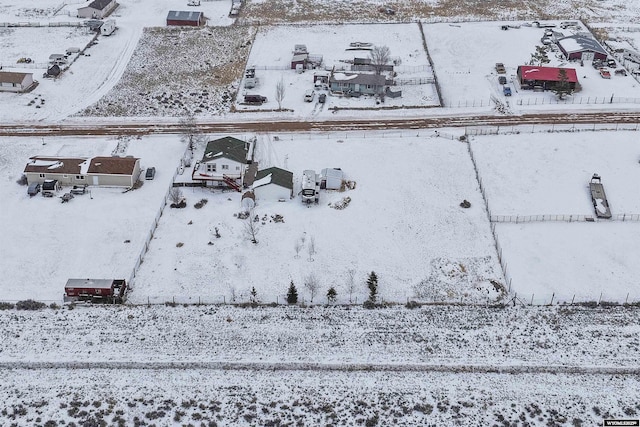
207,163,216,172
63,174,68,178
236,166,240,171
76,175,85,180
39,173,45,178
222,165,229,170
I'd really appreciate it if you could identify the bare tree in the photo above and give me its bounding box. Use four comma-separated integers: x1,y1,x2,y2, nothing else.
244,210,260,244
179,112,206,152
307,236,316,262
304,273,320,303
345,268,356,303
275,76,286,110
369,45,391,75
169,187,183,204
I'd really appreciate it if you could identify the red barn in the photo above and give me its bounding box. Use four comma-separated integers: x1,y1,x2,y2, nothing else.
166,10,205,26
65,279,127,303
517,65,579,91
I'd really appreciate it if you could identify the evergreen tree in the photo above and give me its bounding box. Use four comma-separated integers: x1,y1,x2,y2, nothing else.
250,287,258,303
366,271,378,303
287,281,298,304
553,68,572,100
327,287,337,303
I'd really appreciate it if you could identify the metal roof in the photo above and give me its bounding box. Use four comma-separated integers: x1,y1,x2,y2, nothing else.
202,136,248,164
518,66,579,83
84,0,113,11
167,10,202,22
254,167,293,190
0,71,32,84
558,35,607,55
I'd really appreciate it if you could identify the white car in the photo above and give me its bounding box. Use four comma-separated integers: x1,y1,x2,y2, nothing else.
187,0,200,6
304,90,315,102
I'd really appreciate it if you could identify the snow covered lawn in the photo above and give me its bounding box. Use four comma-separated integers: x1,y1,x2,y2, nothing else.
0,135,185,302
131,132,503,305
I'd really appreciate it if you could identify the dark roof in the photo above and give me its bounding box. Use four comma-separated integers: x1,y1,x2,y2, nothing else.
0,71,32,84
85,0,113,11
518,66,579,83
47,64,61,76
558,35,607,55
202,136,248,164
167,10,203,22
24,156,87,175
254,167,293,190
87,156,139,175
329,73,386,86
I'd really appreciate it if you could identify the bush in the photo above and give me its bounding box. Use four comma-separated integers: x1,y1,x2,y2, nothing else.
194,199,208,209
16,299,47,310
0,302,15,310
363,299,378,309
405,300,422,309
49,303,60,310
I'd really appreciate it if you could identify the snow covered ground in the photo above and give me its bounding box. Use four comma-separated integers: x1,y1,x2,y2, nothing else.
0,304,639,425
131,132,502,305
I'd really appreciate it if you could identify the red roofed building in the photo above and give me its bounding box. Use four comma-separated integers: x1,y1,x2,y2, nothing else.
517,66,579,91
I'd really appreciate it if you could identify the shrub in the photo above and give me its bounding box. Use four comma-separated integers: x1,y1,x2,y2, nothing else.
405,300,422,309
363,300,378,310
16,299,46,310
0,302,15,310
49,303,60,310
287,281,298,304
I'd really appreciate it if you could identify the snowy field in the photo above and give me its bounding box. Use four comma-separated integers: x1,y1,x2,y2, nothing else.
0,304,639,426
131,132,503,305
0,135,185,301
471,131,640,303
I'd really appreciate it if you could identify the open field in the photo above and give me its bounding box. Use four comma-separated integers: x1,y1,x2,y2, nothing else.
0,304,639,426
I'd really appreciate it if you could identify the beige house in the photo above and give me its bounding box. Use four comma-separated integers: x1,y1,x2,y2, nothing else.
24,156,141,187
0,71,35,93
77,0,117,19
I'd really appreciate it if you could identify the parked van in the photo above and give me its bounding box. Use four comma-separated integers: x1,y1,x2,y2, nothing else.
66,47,81,56
244,94,267,104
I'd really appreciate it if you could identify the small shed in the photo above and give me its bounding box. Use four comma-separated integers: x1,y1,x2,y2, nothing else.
253,167,294,201
320,168,344,190
291,53,308,70
64,278,127,303
0,71,35,92
77,0,117,19
166,10,205,27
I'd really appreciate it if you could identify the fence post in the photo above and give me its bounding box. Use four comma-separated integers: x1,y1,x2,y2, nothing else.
571,294,575,305
598,292,602,305
625,293,629,304
549,292,555,305
530,294,534,305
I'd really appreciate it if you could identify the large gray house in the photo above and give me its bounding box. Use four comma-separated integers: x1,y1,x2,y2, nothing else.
329,72,387,95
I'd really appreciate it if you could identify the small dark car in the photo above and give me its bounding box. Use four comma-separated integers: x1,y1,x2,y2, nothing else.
145,167,156,180
27,182,41,197
498,76,507,85
318,93,326,104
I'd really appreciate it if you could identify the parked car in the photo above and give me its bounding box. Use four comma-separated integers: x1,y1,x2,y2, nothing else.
187,0,200,5
304,90,315,102
607,59,616,68
318,93,327,104
380,6,396,15
503,86,512,96
243,94,267,105
27,182,41,197
145,167,156,180
498,76,507,85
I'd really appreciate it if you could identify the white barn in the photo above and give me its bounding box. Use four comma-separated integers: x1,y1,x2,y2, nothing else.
0,71,35,93
253,167,294,201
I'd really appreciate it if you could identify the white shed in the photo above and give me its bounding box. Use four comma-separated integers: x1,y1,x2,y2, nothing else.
253,167,293,201
320,168,344,190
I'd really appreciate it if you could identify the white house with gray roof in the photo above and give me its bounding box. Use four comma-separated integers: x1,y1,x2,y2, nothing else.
77,0,117,19
192,136,254,190
329,72,387,95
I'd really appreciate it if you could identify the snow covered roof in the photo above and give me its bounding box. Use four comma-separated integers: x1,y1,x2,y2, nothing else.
65,278,116,290
254,167,293,190
517,66,579,83
558,35,607,55
83,0,114,11
24,156,88,175
202,136,248,164
330,73,386,86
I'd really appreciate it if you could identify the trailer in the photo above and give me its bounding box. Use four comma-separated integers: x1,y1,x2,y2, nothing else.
100,19,116,36
64,278,127,303
589,174,611,218
301,170,319,204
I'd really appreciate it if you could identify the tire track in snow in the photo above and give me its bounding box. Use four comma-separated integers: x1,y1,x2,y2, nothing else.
51,27,144,121
0,361,639,375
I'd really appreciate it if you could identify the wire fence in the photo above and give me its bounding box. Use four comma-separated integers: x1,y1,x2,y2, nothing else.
465,122,640,136
516,95,640,105
490,213,640,223
0,21,85,27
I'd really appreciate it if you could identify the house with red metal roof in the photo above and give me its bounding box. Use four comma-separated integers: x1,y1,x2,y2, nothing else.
516,66,579,91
